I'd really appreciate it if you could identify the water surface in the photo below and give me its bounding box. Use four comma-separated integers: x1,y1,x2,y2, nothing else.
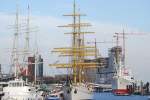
93,93,148,100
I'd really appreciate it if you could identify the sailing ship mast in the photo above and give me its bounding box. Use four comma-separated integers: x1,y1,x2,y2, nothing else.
23,3,31,83
49,0,98,84
11,0,20,78
25,4,30,52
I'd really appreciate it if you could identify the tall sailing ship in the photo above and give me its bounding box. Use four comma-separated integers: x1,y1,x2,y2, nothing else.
2,2,43,100
49,0,98,100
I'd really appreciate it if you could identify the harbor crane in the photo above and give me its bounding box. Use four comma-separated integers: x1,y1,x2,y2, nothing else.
114,30,146,67
87,38,115,58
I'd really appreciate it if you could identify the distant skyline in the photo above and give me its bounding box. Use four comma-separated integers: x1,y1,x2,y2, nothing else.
0,0,150,82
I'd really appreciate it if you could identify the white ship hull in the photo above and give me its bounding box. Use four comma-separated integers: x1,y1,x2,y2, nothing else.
63,84,93,100
112,68,134,95
112,76,131,95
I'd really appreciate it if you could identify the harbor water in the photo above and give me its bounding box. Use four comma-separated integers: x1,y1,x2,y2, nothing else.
93,93,148,100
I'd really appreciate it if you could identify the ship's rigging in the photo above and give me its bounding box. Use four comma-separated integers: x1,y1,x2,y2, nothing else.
49,0,99,84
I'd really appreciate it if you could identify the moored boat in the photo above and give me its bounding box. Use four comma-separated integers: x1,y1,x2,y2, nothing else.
2,78,43,100
110,46,134,96
49,0,98,100
112,68,134,96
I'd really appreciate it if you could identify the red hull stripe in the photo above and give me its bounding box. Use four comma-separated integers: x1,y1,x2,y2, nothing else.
113,89,129,95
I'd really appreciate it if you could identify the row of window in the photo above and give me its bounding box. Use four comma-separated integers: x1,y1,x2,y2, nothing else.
9,82,25,87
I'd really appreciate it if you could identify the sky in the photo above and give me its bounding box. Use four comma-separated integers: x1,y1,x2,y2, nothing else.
0,0,150,82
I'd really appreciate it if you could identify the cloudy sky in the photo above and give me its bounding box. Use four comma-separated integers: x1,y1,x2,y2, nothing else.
0,0,150,82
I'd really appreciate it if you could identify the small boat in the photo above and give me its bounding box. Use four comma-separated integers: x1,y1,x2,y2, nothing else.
2,78,43,100
46,90,64,100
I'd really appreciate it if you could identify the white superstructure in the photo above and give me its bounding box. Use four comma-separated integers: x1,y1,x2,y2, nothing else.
2,79,43,100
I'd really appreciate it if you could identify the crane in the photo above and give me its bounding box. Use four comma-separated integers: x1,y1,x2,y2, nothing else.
87,38,115,59
114,29,146,67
